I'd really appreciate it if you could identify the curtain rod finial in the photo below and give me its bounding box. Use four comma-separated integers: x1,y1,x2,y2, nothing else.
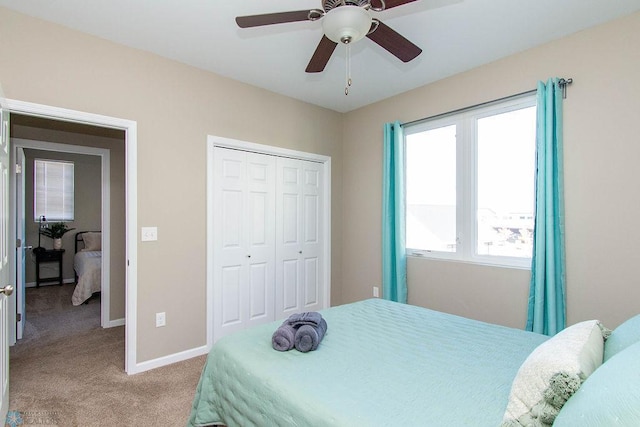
558,77,573,98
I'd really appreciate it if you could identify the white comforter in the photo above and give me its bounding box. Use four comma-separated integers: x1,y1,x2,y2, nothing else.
72,250,101,305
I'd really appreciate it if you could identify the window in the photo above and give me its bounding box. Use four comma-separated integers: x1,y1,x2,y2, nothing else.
34,159,74,221
405,94,536,268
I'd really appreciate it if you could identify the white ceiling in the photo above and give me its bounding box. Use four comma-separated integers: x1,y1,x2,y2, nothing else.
2,0,639,113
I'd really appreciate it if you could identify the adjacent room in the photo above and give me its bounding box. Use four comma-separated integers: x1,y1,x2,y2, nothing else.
0,0,639,425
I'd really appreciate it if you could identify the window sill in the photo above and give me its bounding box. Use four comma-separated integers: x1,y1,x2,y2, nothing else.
407,252,531,271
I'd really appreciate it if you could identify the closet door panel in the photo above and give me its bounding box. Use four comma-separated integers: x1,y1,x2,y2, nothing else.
221,191,242,249
219,154,245,270
213,148,276,341
245,153,276,328
221,266,242,327
304,194,319,244
275,158,325,316
248,262,269,320
282,194,299,244
304,257,319,306
279,191,300,314
300,161,324,312
282,259,299,311
214,148,247,338
275,158,304,319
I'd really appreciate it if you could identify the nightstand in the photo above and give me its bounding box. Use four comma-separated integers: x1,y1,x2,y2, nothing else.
35,249,65,287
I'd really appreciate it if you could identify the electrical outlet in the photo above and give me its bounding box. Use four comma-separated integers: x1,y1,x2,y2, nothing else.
155,312,166,327
373,286,380,298
141,227,158,242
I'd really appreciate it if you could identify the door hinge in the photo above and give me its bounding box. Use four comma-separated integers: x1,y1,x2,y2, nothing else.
16,238,21,248
16,313,21,322
15,164,22,174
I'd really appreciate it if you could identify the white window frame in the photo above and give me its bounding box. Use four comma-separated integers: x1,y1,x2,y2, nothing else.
34,158,75,222
405,94,536,269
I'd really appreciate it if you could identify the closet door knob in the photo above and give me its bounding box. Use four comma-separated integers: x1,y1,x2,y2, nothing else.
0,285,13,296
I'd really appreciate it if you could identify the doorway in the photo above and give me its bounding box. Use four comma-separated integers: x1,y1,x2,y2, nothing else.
12,125,116,337
4,99,138,374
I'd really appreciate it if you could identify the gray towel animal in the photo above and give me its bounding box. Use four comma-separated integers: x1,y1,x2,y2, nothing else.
273,311,328,352
294,318,328,353
271,322,296,352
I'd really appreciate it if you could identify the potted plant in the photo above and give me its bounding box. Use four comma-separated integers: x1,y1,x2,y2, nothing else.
40,222,75,250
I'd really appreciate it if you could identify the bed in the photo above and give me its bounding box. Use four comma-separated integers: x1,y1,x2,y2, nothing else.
72,231,102,306
188,298,640,427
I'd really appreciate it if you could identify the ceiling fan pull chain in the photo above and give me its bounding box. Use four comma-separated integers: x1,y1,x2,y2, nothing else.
345,43,352,95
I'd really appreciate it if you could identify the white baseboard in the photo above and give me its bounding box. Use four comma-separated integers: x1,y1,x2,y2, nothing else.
127,345,209,375
26,278,76,288
104,318,125,328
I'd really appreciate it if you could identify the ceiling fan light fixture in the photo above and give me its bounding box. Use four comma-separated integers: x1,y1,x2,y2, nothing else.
322,6,372,44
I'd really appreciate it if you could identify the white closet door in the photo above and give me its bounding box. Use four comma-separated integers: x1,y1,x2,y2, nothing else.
213,147,275,341
300,160,324,313
275,158,324,319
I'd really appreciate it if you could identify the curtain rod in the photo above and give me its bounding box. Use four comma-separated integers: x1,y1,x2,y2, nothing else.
403,77,573,128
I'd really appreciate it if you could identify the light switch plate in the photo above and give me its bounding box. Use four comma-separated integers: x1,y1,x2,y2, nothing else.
141,226,158,241
156,312,166,327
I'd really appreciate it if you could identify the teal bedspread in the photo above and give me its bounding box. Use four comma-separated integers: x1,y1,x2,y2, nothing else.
188,299,547,426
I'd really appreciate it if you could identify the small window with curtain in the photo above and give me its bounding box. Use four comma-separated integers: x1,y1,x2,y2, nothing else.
34,159,75,222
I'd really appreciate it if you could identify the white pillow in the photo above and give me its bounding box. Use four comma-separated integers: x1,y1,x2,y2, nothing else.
82,232,102,251
501,320,608,426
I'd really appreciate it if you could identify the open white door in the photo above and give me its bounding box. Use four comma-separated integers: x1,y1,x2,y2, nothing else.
15,147,25,340
0,87,13,424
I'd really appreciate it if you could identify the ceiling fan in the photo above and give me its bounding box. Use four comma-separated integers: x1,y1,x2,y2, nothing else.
236,0,423,74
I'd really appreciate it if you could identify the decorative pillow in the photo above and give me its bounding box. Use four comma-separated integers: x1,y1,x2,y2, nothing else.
82,232,102,251
604,314,640,362
554,340,640,426
501,320,608,426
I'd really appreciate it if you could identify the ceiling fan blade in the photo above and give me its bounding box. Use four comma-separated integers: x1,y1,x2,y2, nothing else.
236,10,313,28
370,0,418,10
305,36,338,73
366,20,422,62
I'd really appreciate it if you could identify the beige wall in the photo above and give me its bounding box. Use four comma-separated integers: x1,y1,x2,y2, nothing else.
343,11,640,329
0,7,344,363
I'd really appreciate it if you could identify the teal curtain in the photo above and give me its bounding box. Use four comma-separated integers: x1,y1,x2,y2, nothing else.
382,121,407,303
527,78,566,335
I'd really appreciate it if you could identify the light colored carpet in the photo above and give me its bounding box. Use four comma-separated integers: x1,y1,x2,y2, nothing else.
9,284,206,426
